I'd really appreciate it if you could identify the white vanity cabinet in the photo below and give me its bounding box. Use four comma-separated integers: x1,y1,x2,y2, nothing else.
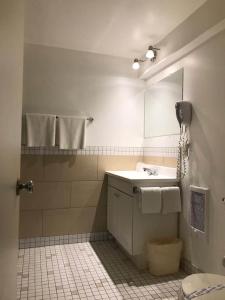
106,170,179,269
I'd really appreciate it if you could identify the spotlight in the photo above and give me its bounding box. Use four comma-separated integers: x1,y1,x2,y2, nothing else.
146,46,155,59
146,46,159,61
132,58,141,70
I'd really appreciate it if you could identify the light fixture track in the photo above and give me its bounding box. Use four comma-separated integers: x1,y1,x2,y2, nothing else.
132,45,160,70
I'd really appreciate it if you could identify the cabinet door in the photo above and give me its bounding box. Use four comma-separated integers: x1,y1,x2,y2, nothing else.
107,187,119,239
117,191,133,255
108,186,133,254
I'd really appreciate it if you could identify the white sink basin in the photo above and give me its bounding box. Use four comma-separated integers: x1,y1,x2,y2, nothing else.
107,162,177,181
106,162,178,184
106,170,177,183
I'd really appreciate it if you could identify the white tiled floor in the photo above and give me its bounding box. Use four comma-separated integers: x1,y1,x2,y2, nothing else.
17,241,185,300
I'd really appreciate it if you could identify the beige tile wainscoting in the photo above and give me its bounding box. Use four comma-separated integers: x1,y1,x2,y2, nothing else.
20,155,141,238
143,156,177,168
19,153,177,239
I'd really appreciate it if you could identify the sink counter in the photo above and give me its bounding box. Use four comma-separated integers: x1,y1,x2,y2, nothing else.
106,170,178,184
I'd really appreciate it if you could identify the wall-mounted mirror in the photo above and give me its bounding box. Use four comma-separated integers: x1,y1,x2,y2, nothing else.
144,69,183,138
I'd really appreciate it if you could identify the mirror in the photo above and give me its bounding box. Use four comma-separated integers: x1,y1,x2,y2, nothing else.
144,69,183,138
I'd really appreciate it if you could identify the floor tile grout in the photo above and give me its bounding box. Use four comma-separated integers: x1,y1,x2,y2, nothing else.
17,240,185,300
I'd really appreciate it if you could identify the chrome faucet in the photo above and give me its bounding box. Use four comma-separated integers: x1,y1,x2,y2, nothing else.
143,167,158,176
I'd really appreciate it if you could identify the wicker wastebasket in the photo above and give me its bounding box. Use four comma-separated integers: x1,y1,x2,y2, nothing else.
147,238,183,276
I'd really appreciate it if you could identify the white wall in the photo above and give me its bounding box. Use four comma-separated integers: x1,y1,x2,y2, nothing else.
142,1,225,274
140,0,225,76
180,29,225,274
143,135,179,148
147,26,225,274
143,0,225,150
145,28,225,274
23,44,145,147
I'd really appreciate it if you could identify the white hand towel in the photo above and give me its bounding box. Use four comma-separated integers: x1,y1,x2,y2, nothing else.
140,187,161,214
161,187,181,214
26,113,56,147
58,116,86,150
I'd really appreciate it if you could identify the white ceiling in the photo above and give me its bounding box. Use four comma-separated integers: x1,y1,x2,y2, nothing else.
25,0,207,58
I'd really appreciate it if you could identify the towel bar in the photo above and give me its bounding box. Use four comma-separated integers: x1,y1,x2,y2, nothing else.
56,116,94,121
24,114,94,122
86,117,94,122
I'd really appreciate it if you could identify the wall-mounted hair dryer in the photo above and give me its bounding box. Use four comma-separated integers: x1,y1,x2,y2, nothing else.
175,101,192,128
175,101,192,180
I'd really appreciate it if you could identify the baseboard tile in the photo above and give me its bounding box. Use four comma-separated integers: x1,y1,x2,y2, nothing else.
19,231,113,249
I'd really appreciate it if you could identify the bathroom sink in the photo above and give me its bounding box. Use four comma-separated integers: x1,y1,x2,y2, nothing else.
106,163,178,184
106,170,177,183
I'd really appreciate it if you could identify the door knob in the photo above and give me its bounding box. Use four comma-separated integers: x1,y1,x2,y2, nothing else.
16,180,34,195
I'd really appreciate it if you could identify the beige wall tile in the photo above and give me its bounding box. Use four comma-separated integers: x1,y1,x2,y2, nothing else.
92,203,107,232
41,182,71,210
19,210,43,238
143,156,177,168
98,155,142,180
143,156,164,166
71,181,103,207
69,206,107,234
21,155,44,181
43,209,70,236
21,154,145,238
97,178,108,209
20,182,71,210
69,207,95,234
20,182,44,210
43,206,107,237
44,155,98,181
163,157,177,168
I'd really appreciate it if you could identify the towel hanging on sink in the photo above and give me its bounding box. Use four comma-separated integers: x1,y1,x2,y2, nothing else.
139,187,162,214
161,187,181,214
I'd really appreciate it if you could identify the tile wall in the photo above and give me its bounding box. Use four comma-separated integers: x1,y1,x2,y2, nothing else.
19,146,177,239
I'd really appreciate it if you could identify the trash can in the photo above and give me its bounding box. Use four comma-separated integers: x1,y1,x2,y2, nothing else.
147,238,183,276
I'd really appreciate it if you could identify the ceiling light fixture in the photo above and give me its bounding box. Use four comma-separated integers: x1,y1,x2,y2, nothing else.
132,58,143,70
132,45,160,70
146,46,158,60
